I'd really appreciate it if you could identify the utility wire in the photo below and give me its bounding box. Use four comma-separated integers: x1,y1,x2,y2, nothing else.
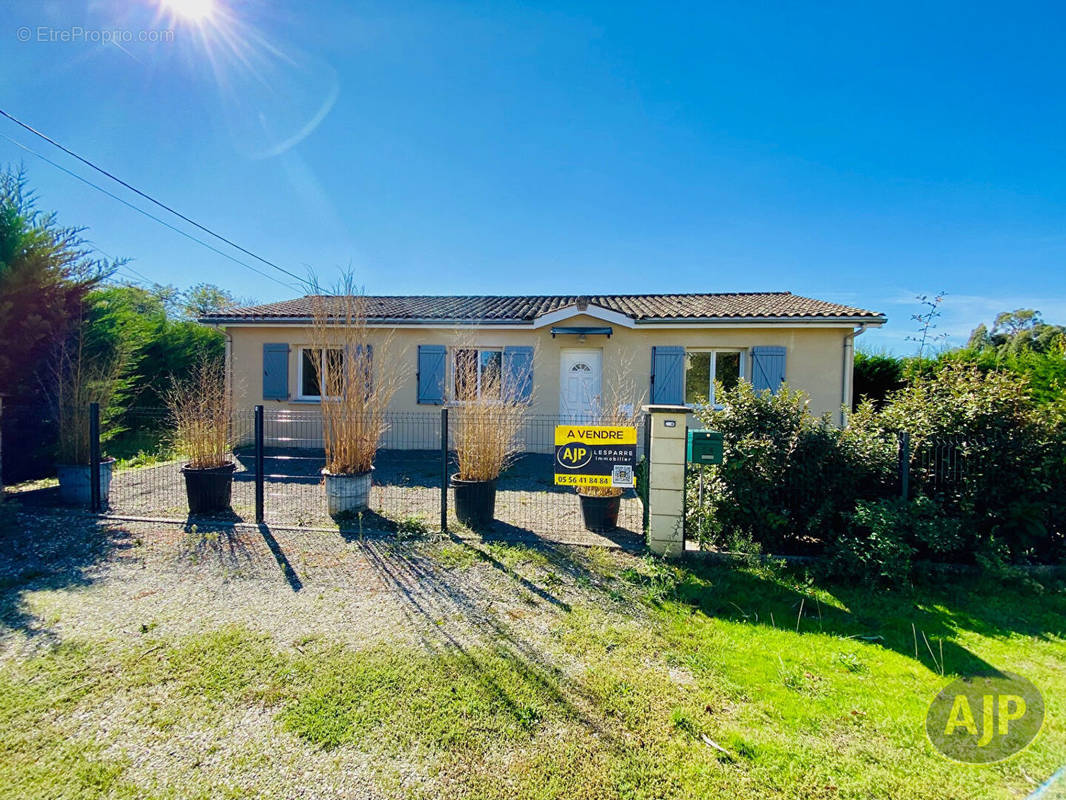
0,107,307,286
120,263,159,286
0,132,303,293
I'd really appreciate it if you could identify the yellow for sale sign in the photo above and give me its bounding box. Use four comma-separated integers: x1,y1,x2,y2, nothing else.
554,425,637,487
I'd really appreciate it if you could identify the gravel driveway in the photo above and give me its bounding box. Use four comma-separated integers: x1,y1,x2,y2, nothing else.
0,509,648,798
0,510,643,661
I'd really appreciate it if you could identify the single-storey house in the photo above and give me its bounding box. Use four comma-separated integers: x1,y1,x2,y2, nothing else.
201,292,885,436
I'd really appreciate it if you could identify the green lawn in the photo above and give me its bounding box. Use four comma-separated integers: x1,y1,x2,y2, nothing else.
1,535,1063,799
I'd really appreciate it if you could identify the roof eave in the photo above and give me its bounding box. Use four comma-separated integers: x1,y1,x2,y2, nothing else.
198,315,534,326
633,315,886,326
200,314,886,327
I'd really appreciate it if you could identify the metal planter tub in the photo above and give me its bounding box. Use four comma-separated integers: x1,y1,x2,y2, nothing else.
323,468,373,517
182,462,237,515
56,458,115,506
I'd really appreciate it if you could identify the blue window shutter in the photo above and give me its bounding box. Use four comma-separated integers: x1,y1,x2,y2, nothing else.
417,345,447,405
651,346,685,405
751,346,787,394
262,343,289,400
503,346,534,403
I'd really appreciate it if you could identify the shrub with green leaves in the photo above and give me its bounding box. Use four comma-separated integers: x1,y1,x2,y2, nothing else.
690,382,894,555
690,366,1065,579
829,496,963,585
851,364,1064,564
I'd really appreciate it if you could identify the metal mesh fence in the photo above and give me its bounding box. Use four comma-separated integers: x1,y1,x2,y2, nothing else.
103,407,256,523
4,403,647,546
446,414,647,544
93,408,441,529
910,435,970,496
8,397,992,551
257,409,442,530
682,431,976,548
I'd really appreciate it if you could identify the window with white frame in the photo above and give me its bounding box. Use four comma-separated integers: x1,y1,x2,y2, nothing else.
452,347,502,402
298,347,344,400
685,349,744,406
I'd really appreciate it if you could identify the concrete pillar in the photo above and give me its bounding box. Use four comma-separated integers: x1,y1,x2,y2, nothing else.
643,404,688,558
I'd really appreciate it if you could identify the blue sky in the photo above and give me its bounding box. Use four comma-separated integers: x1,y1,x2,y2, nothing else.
2,0,1065,352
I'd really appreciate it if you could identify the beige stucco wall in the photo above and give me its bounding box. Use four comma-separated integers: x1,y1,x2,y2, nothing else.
216,314,855,435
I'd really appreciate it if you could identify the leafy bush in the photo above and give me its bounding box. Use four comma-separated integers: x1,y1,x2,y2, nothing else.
690,366,1065,581
829,497,963,585
853,350,906,409
851,365,1064,564
690,382,894,555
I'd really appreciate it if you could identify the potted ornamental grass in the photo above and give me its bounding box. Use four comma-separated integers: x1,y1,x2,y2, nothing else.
310,277,403,517
576,367,643,533
49,322,123,506
167,356,235,514
450,347,530,529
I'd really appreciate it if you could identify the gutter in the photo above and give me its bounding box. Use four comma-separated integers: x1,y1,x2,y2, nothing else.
841,324,868,426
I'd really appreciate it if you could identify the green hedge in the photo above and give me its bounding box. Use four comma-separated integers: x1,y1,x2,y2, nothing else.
689,366,1066,582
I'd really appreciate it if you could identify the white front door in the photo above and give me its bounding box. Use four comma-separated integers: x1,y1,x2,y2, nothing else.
559,349,603,419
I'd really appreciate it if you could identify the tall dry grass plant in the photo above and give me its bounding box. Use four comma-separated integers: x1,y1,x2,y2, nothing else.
452,341,533,482
166,356,232,469
579,354,645,498
309,275,404,475
48,320,124,465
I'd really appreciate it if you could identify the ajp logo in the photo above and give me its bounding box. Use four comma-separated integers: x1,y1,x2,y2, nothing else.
926,672,1044,763
556,444,593,470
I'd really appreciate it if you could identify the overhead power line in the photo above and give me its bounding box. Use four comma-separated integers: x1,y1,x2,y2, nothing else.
119,263,159,286
0,132,302,293
0,107,307,287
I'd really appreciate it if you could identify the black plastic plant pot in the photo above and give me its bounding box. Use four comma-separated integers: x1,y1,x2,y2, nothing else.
450,476,497,529
578,493,621,533
182,462,237,515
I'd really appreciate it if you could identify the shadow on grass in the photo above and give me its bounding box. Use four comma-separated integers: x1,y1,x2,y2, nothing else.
356,536,619,745
360,529,1065,680
634,556,1066,678
3,503,1061,686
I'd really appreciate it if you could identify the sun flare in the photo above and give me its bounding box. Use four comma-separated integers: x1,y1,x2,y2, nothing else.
160,0,217,23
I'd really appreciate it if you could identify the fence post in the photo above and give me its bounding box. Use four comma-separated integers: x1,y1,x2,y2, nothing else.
254,405,265,524
89,402,101,513
899,431,911,501
440,407,448,533
641,412,652,535
643,404,688,559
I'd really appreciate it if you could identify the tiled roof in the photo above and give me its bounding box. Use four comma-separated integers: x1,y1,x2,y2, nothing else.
201,293,884,323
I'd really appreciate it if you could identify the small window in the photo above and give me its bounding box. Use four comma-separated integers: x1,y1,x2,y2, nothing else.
452,347,503,402
685,349,744,406
299,347,344,400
